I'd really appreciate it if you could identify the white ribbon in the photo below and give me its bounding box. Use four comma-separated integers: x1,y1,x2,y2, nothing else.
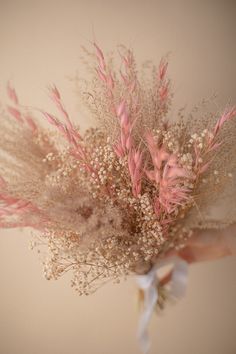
136,256,188,354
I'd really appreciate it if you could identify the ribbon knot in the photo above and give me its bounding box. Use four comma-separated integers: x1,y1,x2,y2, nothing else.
136,256,188,354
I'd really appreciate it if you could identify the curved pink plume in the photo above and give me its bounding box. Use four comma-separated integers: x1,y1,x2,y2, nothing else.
7,106,24,123
158,59,168,81
7,82,19,105
93,42,106,71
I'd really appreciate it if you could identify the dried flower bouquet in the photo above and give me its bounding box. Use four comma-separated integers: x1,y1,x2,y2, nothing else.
0,43,236,298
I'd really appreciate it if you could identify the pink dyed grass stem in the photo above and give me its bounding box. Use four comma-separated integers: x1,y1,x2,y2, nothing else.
114,100,134,157
6,83,37,133
0,191,46,229
195,107,236,176
40,86,94,172
128,148,143,197
94,43,114,97
145,131,193,214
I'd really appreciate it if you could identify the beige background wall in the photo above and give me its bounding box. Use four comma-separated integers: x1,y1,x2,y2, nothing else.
0,1,236,353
